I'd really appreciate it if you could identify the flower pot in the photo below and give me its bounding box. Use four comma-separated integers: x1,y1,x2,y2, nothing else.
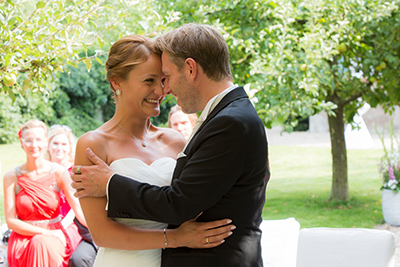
382,189,400,226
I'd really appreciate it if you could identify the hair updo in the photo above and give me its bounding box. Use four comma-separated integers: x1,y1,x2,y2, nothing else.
105,35,159,95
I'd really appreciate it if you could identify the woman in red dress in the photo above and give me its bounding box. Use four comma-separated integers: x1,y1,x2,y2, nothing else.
3,119,86,267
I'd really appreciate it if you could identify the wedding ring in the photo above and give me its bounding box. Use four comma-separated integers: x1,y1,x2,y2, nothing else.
76,165,82,174
206,236,209,244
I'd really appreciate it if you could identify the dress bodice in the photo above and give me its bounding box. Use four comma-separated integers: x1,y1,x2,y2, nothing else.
15,166,61,221
94,157,176,267
110,157,175,186
109,157,176,228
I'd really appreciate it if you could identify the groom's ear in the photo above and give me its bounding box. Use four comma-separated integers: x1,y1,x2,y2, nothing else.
184,58,198,81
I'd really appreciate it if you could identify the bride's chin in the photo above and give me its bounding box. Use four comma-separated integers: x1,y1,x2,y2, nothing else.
146,113,160,120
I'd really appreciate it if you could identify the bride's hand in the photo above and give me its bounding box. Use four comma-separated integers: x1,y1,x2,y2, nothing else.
168,215,236,249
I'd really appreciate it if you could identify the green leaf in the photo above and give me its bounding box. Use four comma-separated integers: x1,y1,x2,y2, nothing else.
98,37,104,49
95,57,103,65
22,78,30,91
36,1,46,9
83,59,92,72
52,40,62,47
5,86,16,103
66,61,79,68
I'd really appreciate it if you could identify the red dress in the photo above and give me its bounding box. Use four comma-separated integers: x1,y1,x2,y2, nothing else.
7,166,72,267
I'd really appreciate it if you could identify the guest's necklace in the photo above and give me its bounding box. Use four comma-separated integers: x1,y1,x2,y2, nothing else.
111,118,151,147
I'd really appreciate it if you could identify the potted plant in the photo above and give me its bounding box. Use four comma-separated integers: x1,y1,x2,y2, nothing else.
378,121,400,226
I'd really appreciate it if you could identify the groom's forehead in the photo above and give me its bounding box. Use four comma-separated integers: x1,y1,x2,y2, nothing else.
161,53,174,73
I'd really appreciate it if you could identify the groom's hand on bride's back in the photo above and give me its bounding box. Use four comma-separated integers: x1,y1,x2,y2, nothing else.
71,148,115,198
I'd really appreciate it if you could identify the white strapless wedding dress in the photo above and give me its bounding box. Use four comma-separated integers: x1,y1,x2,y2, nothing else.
93,157,176,267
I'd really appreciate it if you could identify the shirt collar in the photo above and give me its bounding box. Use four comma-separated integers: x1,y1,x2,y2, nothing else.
198,84,238,122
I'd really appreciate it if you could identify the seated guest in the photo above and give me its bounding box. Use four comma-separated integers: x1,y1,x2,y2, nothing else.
3,119,86,267
48,125,81,251
47,125,97,266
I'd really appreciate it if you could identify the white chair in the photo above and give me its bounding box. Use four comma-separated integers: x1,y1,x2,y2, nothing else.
296,227,396,267
260,217,300,267
0,242,7,267
0,223,9,266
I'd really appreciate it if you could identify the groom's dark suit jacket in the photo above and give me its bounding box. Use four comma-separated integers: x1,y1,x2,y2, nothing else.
108,87,270,266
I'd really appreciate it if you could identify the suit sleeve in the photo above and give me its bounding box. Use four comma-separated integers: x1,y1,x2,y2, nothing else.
107,115,246,224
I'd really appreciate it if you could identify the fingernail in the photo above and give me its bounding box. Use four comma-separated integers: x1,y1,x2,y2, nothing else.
221,240,225,243
227,219,232,223
228,231,233,236
230,225,236,230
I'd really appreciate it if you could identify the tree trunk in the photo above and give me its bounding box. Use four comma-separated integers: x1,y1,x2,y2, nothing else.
328,103,349,201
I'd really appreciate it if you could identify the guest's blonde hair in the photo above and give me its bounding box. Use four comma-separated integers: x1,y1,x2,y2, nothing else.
46,125,76,165
20,119,48,138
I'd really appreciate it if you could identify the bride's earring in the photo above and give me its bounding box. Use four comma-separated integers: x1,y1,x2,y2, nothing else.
110,82,121,96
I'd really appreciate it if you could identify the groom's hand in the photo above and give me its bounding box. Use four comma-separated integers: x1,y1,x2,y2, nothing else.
71,148,114,198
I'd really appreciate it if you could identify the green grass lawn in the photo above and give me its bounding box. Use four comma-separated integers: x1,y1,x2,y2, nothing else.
264,145,384,228
0,142,385,229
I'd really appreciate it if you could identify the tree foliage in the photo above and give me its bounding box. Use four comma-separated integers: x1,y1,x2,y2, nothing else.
255,0,400,200
155,0,400,201
2,0,400,201
0,89,55,143
0,0,179,142
50,52,114,137
0,0,117,100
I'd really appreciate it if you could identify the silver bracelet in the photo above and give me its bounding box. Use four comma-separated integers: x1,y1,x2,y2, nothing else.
163,228,168,249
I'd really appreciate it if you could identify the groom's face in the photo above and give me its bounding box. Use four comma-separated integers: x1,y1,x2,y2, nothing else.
161,53,198,113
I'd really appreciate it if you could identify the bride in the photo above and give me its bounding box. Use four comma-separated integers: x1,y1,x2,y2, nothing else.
75,34,234,266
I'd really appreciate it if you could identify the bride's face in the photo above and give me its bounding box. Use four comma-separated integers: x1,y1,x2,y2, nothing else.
119,54,165,118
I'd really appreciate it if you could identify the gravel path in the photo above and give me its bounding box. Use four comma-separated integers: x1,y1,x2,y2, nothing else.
266,127,387,149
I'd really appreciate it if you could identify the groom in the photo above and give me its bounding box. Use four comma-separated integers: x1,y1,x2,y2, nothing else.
72,23,270,267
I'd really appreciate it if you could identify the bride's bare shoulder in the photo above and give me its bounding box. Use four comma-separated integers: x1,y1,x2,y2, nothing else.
76,128,117,159
77,129,109,146
75,128,114,164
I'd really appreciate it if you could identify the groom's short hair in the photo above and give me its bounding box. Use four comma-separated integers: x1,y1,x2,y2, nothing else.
155,23,232,82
